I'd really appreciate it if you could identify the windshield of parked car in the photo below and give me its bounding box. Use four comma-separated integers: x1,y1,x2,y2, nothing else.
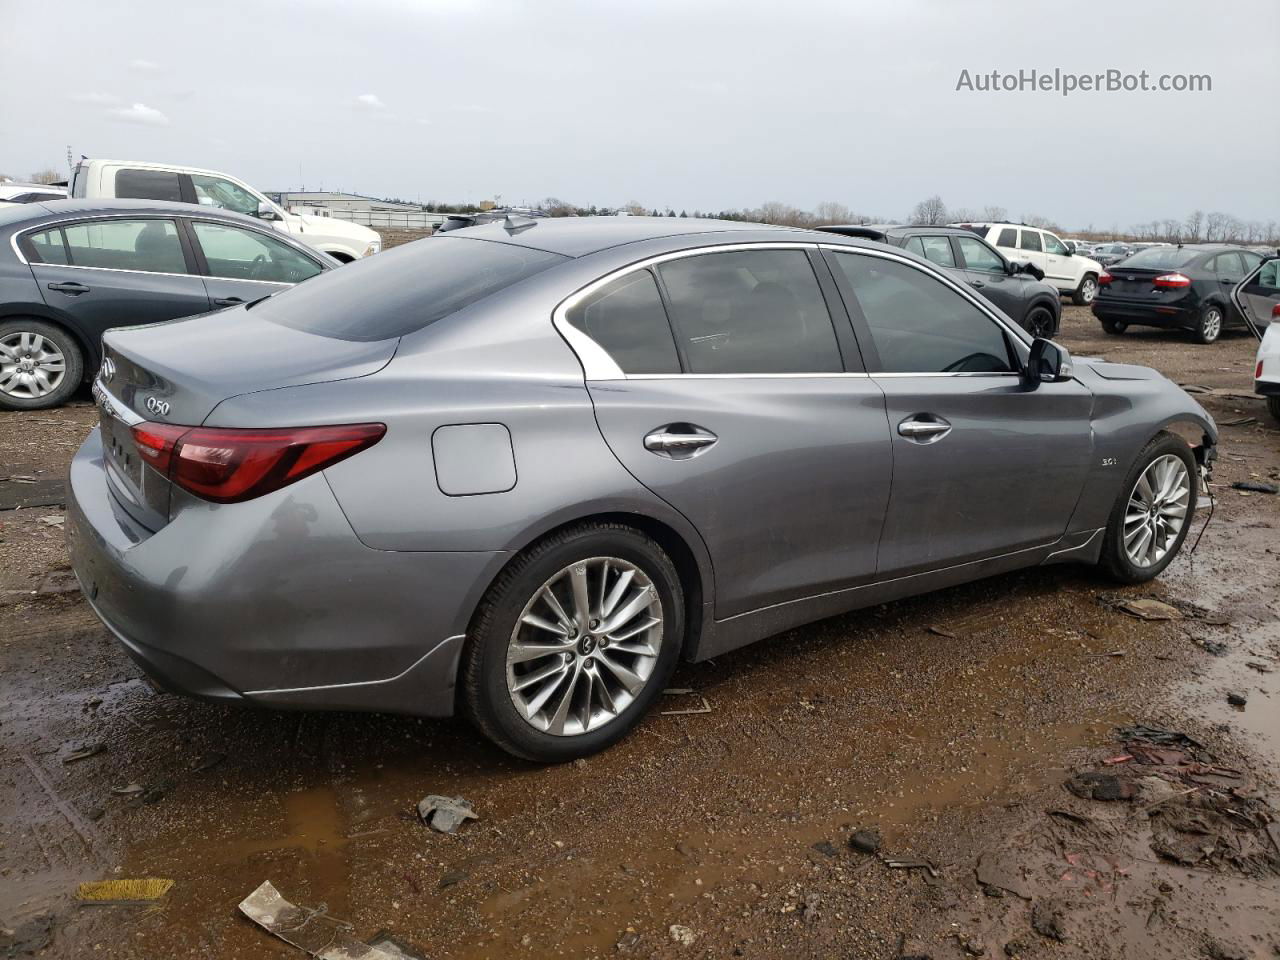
257,236,567,341
1120,247,1201,269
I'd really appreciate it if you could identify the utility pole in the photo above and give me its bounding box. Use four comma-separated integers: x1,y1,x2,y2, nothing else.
66,145,73,176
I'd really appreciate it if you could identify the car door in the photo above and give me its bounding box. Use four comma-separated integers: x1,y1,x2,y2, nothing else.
1232,257,1279,339
185,219,325,307
21,217,211,352
824,247,1093,578
571,245,892,619
954,235,1023,318
1016,229,1049,277
1042,232,1076,288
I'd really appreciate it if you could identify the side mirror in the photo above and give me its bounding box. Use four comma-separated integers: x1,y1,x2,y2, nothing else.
1024,338,1073,387
1008,259,1045,281
257,201,282,221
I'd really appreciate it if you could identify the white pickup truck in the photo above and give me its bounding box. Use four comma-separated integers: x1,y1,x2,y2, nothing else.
69,159,381,262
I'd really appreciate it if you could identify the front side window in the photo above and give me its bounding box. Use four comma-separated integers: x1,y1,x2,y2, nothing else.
1018,230,1044,253
191,221,322,284
1044,234,1069,256
114,168,183,203
996,227,1018,248
956,237,1005,273
831,252,1014,374
189,174,262,217
918,236,956,268
567,270,679,374
49,219,187,274
657,249,842,374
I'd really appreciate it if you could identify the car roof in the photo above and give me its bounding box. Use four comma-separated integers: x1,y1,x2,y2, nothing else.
0,198,274,230
435,215,807,258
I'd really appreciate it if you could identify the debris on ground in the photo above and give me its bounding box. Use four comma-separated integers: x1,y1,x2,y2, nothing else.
660,690,712,715
1030,899,1068,942
61,740,105,763
77,878,173,902
417,795,477,834
1108,597,1183,621
926,625,957,638
668,924,696,946
881,858,940,881
1220,416,1257,427
36,569,79,595
975,851,1032,900
239,880,401,958
366,933,429,960
1066,772,1135,801
810,840,839,859
849,827,882,854
111,783,145,797
1226,691,1247,707
1202,639,1230,656
1232,480,1279,494
37,515,64,528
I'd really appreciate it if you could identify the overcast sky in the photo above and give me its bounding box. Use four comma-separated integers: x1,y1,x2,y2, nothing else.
2,0,1276,230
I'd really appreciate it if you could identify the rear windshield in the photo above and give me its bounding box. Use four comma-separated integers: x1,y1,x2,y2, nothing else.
1120,247,1199,269
259,236,567,341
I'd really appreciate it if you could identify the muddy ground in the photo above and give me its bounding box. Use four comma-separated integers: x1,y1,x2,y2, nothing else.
1,305,1278,960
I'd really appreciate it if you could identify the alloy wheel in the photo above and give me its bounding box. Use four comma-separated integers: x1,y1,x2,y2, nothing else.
1123,454,1190,568
506,557,664,736
1026,309,1054,339
0,331,66,399
1079,277,1098,303
1201,308,1222,342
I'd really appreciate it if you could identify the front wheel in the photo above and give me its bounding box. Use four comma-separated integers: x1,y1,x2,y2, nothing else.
460,523,685,762
1072,274,1099,306
1023,305,1056,339
1193,303,1223,344
0,320,84,411
1099,433,1197,584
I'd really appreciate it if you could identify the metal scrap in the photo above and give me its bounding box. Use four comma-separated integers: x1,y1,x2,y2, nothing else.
239,880,400,959
417,795,477,834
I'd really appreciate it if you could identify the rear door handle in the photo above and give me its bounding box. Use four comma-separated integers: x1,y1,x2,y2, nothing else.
213,296,245,307
643,425,717,459
897,415,952,443
48,281,90,295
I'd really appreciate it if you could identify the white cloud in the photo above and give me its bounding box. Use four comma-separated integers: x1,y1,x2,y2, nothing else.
107,103,170,126
71,92,120,105
353,93,386,110
129,59,161,71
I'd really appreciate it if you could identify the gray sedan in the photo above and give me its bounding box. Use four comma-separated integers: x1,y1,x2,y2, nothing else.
66,217,1217,761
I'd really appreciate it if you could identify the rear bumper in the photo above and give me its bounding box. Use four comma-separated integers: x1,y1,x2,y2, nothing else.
67,429,504,717
1091,299,1196,327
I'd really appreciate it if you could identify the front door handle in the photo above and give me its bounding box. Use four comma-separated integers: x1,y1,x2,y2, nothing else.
213,296,245,307
897,415,952,443
48,281,90,295
643,425,718,459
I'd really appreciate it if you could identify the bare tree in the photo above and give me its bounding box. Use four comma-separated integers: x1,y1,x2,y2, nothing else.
542,197,576,217
949,207,979,223
1021,213,1064,233
812,201,853,225
980,205,1007,222
623,201,647,216
1204,211,1230,242
909,195,948,225
1184,210,1204,242
28,168,61,184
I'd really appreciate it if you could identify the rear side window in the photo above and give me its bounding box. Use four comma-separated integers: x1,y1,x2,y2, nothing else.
657,249,842,374
31,219,187,274
26,228,71,264
114,168,183,202
567,270,679,374
1212,252,1244,277
997,228,1018,247
832,252,1014,374
1018,230,1043,253
258,237,566,341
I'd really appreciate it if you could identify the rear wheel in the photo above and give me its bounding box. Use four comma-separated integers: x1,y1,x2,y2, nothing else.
1023,305,1056,339
1100,318,1128,335
1099,432,1196,584
0,320,83,411
1268,396,1280,423
1073,273,1099,306
461,523,685,762
1193,303,1223,344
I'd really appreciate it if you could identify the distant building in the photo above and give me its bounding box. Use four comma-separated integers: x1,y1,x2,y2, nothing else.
265,191,446,230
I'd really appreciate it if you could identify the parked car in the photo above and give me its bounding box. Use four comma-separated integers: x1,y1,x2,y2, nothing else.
67,217,1217,761
0,181,68,207
437,208,548,232
69,159,381,262
1231,255,1280,421
0,199,337,409
1091,243,1137,267
954,222,1104,304
1092,244,1266,344
817,224,1061,337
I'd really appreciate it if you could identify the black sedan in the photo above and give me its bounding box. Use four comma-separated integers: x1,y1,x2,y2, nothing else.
818,224,1061,338
0,199,337,409
1091,244,1266,344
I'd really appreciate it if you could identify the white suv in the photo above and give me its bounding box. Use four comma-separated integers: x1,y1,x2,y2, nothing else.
69,160,381,262
954,222,1103,305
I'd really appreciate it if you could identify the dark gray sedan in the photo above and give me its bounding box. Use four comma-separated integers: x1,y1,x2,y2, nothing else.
67,217,1217,762
0,199,336,409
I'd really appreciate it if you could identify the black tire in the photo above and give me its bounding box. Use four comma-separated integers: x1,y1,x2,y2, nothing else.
1072,273,1099,306
1192,302,1224,344
0,319,84,411
1100,317,1128,335
1268,395,1280,423
1098,432,1197,584
460,522,685,762
1023,305,1056,339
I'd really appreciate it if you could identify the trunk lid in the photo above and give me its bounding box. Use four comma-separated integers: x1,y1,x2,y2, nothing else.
1101,266,1177,299
94,308,397,530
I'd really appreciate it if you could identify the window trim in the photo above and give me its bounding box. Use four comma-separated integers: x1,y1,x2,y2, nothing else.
13,214,199,278
553,241,1031,381
184,217,325,285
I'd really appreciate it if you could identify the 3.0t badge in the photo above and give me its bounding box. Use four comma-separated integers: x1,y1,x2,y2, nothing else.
145,396,171,418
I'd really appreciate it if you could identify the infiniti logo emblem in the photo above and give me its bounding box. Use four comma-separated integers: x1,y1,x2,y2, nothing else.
100,358,116,383
145,396,171,417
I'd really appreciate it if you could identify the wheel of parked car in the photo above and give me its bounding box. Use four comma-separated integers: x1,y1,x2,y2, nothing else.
1100,318,1128,335
1193,303,1223,345
1072,273,1099,306
460,522,685,762
0,319,84,411
1099,432,1197,584
1268,396,1280,423
1023,306,1056,339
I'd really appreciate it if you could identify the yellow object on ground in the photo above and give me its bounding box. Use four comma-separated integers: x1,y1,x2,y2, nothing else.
76,878,174,901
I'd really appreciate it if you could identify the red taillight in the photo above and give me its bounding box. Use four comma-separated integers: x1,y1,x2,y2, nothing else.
1272,303,1280,318
1098,270,1113,286
130,422,385,503
1152,272,1191,289
1258,360,1265,379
